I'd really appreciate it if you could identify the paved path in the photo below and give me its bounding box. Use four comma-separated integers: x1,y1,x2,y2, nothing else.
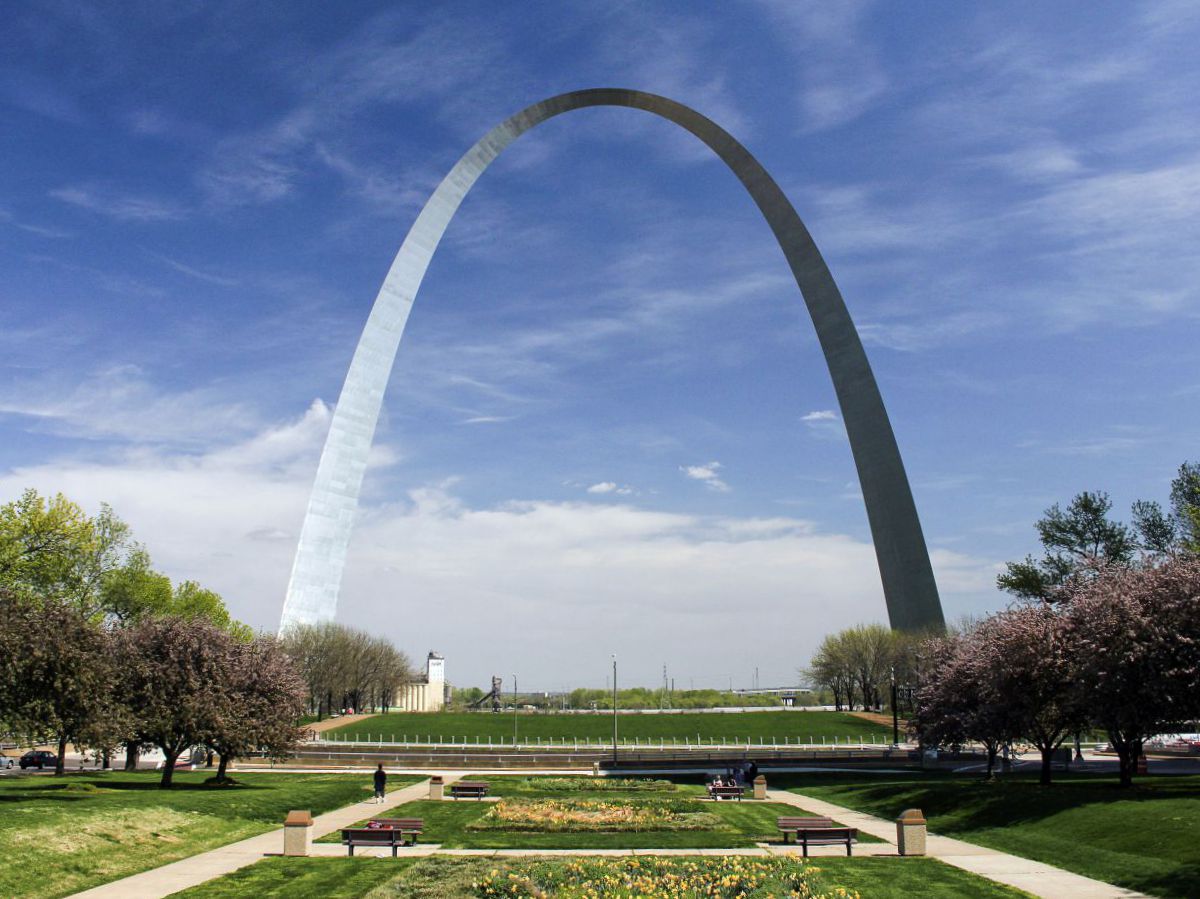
768,789,1148,898
65,775,1150,899
304,714,372,735
65,775,452,899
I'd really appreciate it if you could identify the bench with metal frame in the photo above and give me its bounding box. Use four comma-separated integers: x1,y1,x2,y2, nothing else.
776,816,857,856
449,780,489,799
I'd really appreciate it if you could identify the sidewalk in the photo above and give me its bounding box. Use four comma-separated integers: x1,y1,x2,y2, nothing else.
767,789,1149,898
65,776,452,899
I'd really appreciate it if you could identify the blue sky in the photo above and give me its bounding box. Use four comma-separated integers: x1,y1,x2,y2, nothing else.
2,1,1198,691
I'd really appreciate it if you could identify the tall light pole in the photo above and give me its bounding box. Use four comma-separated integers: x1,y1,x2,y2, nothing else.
512,673,518,746
890,666,899,748
611,655,618,766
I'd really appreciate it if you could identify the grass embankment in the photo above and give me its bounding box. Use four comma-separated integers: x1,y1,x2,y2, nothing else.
317,775,881,849
778,772,1200,899
0,770,420,899
177,855,1030,898
322,710,891,744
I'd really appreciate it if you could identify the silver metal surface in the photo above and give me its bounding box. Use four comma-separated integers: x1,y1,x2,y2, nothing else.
280,89,945,633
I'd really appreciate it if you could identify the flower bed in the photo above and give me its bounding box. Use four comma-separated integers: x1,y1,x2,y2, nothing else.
466,798,720,833
527,777,676,792
474,857,857,898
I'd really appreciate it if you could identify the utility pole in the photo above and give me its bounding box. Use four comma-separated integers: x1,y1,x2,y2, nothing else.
513,673,518,745
890,666,899,747
611,655,618,766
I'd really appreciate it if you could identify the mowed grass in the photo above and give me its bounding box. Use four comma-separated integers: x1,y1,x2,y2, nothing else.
177,855,1031,899
317,775,881,849
777,772,1200,899
174,857,413,898
322,710,891,743
0,770,420,899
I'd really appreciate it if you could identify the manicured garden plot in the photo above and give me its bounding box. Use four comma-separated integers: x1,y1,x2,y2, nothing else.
321,776,880,849
777,771,1200,899
177,855,1031,898
320,710,891,744
0,770,420,899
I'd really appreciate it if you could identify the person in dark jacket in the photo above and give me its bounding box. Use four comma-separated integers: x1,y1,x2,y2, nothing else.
372,764,387,804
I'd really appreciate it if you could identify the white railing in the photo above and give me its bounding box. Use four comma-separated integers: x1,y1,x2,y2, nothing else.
308,733,904,751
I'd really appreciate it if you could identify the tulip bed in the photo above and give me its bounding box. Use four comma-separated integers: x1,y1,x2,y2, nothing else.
474,856,851,898
466,798,720,832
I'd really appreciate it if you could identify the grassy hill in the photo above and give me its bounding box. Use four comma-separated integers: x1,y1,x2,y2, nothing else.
319,710,892,744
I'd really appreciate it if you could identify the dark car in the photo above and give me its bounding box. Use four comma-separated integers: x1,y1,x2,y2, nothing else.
19,750,58,770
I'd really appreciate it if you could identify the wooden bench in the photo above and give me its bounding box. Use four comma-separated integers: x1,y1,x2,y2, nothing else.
342,825,415,857
449,780,489,800
776,816,857,856
708,784,745,801
369,818,423,846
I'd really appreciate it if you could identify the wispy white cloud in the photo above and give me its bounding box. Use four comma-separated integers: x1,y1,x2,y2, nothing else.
49,185,187,222
0,365,261,447
0,207,72,239
1019,428,1154,458
461,415,513,425
680,461,729,493
148,251,240,287
586,481,635,496
801,409,846,440
753,1,888,131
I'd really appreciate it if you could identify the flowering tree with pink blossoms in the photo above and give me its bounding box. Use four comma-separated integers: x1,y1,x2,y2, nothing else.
1066,556,1200,787
968,605,1087,785
915,631,1022,778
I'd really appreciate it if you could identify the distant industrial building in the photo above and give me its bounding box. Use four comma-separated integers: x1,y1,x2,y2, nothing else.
393,652,448,712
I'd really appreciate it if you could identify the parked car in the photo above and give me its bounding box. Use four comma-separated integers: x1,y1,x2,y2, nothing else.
0,756,13,769
19,750,58,770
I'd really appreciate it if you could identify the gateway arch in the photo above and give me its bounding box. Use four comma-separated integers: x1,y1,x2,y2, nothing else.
280,88,946,634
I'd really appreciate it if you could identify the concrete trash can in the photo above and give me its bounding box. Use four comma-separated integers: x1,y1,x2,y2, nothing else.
283,810,314,856
895,808,927,856
752,775,767,800
429,775,444,800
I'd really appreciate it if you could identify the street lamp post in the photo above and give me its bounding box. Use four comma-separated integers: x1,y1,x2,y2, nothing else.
891,666,899,748
611,655,618,766
512,674,518,746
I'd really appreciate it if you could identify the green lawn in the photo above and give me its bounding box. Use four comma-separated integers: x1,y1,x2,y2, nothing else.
175,855,1030,898
776,772,1200,898
321,710,891,744
0,770,420,899
316,775,881,849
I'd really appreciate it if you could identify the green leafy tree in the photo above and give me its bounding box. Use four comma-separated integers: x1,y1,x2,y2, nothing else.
998,491,1134,602
1169,461,1200,553
101,549,174,623
0,490,100,605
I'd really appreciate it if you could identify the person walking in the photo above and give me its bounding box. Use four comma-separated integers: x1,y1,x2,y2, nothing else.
372,763,387,804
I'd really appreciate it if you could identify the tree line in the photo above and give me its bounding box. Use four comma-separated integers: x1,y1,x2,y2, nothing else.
280,622,413,719
806,623,924,713
0,489,303,785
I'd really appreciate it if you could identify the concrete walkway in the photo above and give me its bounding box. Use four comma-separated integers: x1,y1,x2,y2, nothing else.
65,775,1150,899
768,789,1149,898
65,775,453,899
